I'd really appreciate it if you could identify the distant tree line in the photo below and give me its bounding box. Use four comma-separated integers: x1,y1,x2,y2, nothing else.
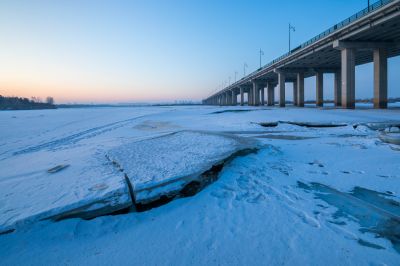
0,95,56,110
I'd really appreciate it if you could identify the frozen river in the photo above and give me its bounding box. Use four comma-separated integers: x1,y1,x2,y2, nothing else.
0,105,399,265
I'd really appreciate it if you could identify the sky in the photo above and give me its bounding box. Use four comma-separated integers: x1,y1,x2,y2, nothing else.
0,0,399,104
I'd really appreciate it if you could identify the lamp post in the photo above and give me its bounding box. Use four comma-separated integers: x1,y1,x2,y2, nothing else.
243,63,248,76
234,71,238,82
368,0,370,12
289,23,295,52
259,48,264,68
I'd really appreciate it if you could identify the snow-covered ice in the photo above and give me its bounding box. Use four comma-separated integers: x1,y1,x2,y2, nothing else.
0,105,400,265
107,130,255,203
0,107,164,233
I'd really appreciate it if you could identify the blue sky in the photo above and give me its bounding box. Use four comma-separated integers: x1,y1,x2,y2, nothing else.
0,0,398,103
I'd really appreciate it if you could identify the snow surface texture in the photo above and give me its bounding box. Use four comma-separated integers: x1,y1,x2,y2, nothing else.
1,105,400,265
0,107,164,234
107,131,255,203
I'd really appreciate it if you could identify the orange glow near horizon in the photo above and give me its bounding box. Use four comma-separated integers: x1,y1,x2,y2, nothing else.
0,82,202,103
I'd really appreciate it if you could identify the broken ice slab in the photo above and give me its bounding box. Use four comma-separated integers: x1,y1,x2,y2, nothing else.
379,132,400,145
0,159,132,234
279,121,347,128
354,122,400,131
107,130,256,204
47,164,69,173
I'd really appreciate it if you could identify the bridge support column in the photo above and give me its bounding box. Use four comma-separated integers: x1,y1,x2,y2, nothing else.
297,73,304,107
240,87,244,106
252,81,260,106
249,89,253,106
293,81,298,106
316,72,323,107
267,83,275,106
278,73,286,107
341,48,356,109
373,48,388,109
227,92,232,106
334,71,341,107
260,87,265,105
232,90,237,105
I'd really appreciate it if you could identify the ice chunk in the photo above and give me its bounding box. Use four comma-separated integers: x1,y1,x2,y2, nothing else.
379,132,400,145
47,164,70,173
107,131,255,204
279,121,347,128
0,160,132,234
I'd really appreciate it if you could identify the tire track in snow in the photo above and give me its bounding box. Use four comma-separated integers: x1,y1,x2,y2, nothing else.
3,114,152,160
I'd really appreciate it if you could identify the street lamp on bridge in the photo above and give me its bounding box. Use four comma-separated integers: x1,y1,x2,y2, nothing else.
259,48,264,69
243,62,248,77
289,23,295,52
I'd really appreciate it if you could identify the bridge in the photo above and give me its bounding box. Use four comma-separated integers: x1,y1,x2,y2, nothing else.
202,0,400,109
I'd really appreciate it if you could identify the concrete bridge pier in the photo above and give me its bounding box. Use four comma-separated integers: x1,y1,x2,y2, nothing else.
334,71,342,107
316,72,323,107
232,90,237,106
297,73,305,107
260,86,265,105
252,81,260,106
334,40,390,109
278,73,286,107
373,48,388,109
240,87,244,106
249,88,253,106
293,81,298,106
267,82,275,106
227,91,232,106
341,48,356,109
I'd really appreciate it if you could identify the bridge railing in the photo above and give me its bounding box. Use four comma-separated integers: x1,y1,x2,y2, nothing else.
251,0,394,76
300,0,393,49
212,0,394,99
